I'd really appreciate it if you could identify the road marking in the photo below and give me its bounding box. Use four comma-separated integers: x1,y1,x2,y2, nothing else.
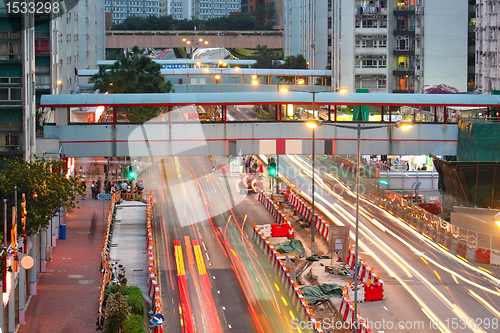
228,324,232,328
222,306,226,311
213,276,216,279
206,253,210,261
383,306,388,310
217,290,220,294
202,241,207,251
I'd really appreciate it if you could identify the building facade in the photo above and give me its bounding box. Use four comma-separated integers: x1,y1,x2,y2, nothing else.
0,1,104,160
166,0,241,20
475,0,500,94
284,0,468,93
105,0,162,24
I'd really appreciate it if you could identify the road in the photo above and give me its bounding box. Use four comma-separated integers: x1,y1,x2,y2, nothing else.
276,154,500,333
146,156,317,333
226,105,260,121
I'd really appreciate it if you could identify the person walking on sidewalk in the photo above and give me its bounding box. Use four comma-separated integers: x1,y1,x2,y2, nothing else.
91,181,96,199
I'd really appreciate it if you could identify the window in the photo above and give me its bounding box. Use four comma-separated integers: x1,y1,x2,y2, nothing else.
379,60,387,68
362,59,377,68
378,79,387,88
4,134,20,147
380,20,387,28
362,20,375,28
378,40,387,47
362,40,374,48
0,87,20,100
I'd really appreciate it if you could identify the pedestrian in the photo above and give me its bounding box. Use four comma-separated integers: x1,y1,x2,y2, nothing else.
96,177,102,197
421,164,427,170
91,181,96,199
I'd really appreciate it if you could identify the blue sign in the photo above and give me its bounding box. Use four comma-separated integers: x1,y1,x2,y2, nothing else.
161,64,187,69
98,194,112,200
152,313,165,326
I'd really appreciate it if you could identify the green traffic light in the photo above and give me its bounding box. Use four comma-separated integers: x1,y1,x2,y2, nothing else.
129,172,135,178
378,179,389,185
269,168,276,176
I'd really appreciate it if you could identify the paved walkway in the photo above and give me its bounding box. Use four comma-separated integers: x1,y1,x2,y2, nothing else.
16,195,148,333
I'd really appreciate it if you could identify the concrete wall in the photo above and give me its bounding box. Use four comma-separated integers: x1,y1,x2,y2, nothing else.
43,122,458,157
423,0,468,91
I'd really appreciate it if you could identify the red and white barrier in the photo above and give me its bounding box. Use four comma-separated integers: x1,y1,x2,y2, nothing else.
146,194,163,316
258,191,295,239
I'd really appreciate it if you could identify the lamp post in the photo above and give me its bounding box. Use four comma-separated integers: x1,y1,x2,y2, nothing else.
322,120,414,332
305,120,323,255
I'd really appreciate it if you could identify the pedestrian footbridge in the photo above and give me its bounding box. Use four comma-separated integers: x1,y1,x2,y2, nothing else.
38,91,500,158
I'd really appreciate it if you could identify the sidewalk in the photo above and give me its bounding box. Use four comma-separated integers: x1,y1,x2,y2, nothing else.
16,195,148,333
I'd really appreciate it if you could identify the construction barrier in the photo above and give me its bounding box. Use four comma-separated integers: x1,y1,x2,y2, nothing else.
286,190,329,241
258,190,294,239
475,248,490,265
97,192,120,329
146,192,163,316
370,195,500,268
253,226,323,333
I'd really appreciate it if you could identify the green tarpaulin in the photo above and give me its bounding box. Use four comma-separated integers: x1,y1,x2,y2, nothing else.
305,255,331,262
275,239,306,258
300,284,343,304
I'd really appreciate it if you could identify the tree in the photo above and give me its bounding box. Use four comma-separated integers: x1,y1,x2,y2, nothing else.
423,84,459,94
104,292,131,333
0,157,81,237
280,54,308,83
251,45,282,69
109,14,273,31
90,46,174,122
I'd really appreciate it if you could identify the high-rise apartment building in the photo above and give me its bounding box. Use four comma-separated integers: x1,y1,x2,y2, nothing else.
285,0,468,93
105,0,162,24
167,0,241,20
475,0,500,94
0,1,104,160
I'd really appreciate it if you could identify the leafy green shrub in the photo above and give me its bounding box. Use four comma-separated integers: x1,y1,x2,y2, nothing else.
104,292,131,333
121,285,145,316
123,314,147,333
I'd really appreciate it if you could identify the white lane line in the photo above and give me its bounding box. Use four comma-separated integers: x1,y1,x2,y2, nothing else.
206,253,210,261
202,241,207,251
384,306,388,310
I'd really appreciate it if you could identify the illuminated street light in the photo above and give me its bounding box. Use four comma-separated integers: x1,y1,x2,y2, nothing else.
251,80,259,86
493,212,500,227
297,79,305,85
279,87,289,93
304,119,323,256
338,88,348,94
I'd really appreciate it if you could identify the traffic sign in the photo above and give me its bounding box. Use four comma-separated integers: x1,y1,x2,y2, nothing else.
152,313,165,326
98,194,112,200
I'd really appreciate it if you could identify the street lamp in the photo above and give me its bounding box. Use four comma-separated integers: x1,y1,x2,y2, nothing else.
493,212,500,227
305,119,323,255
322,120,413,332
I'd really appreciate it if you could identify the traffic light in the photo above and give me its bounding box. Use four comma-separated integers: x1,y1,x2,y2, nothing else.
268,158,277,177
128,167,136,179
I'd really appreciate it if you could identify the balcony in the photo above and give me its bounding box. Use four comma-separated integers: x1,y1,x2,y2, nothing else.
393,66,415,76
393,49,415,56
394,5,420,16
394,27,416,36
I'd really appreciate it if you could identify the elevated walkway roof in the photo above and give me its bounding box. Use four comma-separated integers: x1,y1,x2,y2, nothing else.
40,92,500,108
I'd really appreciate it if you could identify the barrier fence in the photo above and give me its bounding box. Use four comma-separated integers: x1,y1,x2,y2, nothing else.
258,190,294,238
372,194,500,266
145,192,164,333
97,192,120,329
